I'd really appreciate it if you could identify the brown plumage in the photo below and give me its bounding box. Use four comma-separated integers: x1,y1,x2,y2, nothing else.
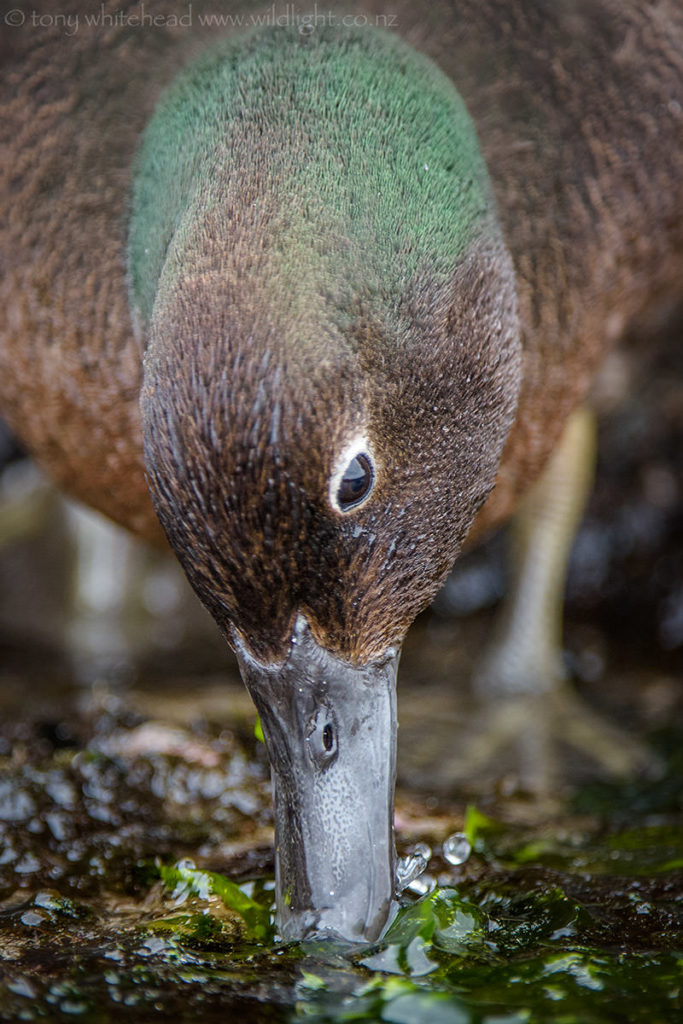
1,0,682,663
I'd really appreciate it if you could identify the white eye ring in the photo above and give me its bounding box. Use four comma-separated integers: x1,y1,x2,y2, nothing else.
329,434,375,514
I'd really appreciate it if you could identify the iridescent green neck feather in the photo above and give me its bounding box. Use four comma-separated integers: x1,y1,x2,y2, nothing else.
129,25,497,343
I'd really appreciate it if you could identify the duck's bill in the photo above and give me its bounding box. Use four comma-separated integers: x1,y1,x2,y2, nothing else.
236,616,399,944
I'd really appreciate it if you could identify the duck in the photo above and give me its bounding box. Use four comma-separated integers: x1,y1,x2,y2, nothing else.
1,1,681,943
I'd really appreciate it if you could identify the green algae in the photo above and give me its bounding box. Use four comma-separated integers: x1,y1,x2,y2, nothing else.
0,832,681,1023
463,815,683,878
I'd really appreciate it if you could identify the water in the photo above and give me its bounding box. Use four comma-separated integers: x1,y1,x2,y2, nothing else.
396,843,433,893
442,833,472,867
0,664,681,1023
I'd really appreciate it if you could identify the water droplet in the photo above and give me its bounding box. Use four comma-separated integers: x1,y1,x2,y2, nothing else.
0,783,36,822
34,890,63,912
395,842,431,893
45,811,68,841
20,910,46,927
59,1000,88,1015
15,852,41,874
407,873,436,897
8,977,37,999
442,832,471,866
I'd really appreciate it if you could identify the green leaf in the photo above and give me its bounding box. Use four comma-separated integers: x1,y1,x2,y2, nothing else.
464,804,500,847
299,970,327,991
158,864,273,942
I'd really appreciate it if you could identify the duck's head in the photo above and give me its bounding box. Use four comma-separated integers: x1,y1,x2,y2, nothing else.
131,25,520,942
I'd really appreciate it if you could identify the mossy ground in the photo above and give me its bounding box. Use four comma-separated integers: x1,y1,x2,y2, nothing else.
0,664,680,1023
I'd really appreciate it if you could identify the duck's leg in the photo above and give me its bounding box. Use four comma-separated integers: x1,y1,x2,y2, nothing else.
474,406,596,702
457,406,652,792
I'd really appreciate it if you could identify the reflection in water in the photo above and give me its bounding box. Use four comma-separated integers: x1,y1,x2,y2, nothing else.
0,463,225,686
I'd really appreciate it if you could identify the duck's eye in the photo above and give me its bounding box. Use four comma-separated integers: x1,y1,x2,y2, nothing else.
337,453,374,511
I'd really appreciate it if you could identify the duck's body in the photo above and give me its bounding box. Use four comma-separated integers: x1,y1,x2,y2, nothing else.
3,1,680,541
1,1,682,941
